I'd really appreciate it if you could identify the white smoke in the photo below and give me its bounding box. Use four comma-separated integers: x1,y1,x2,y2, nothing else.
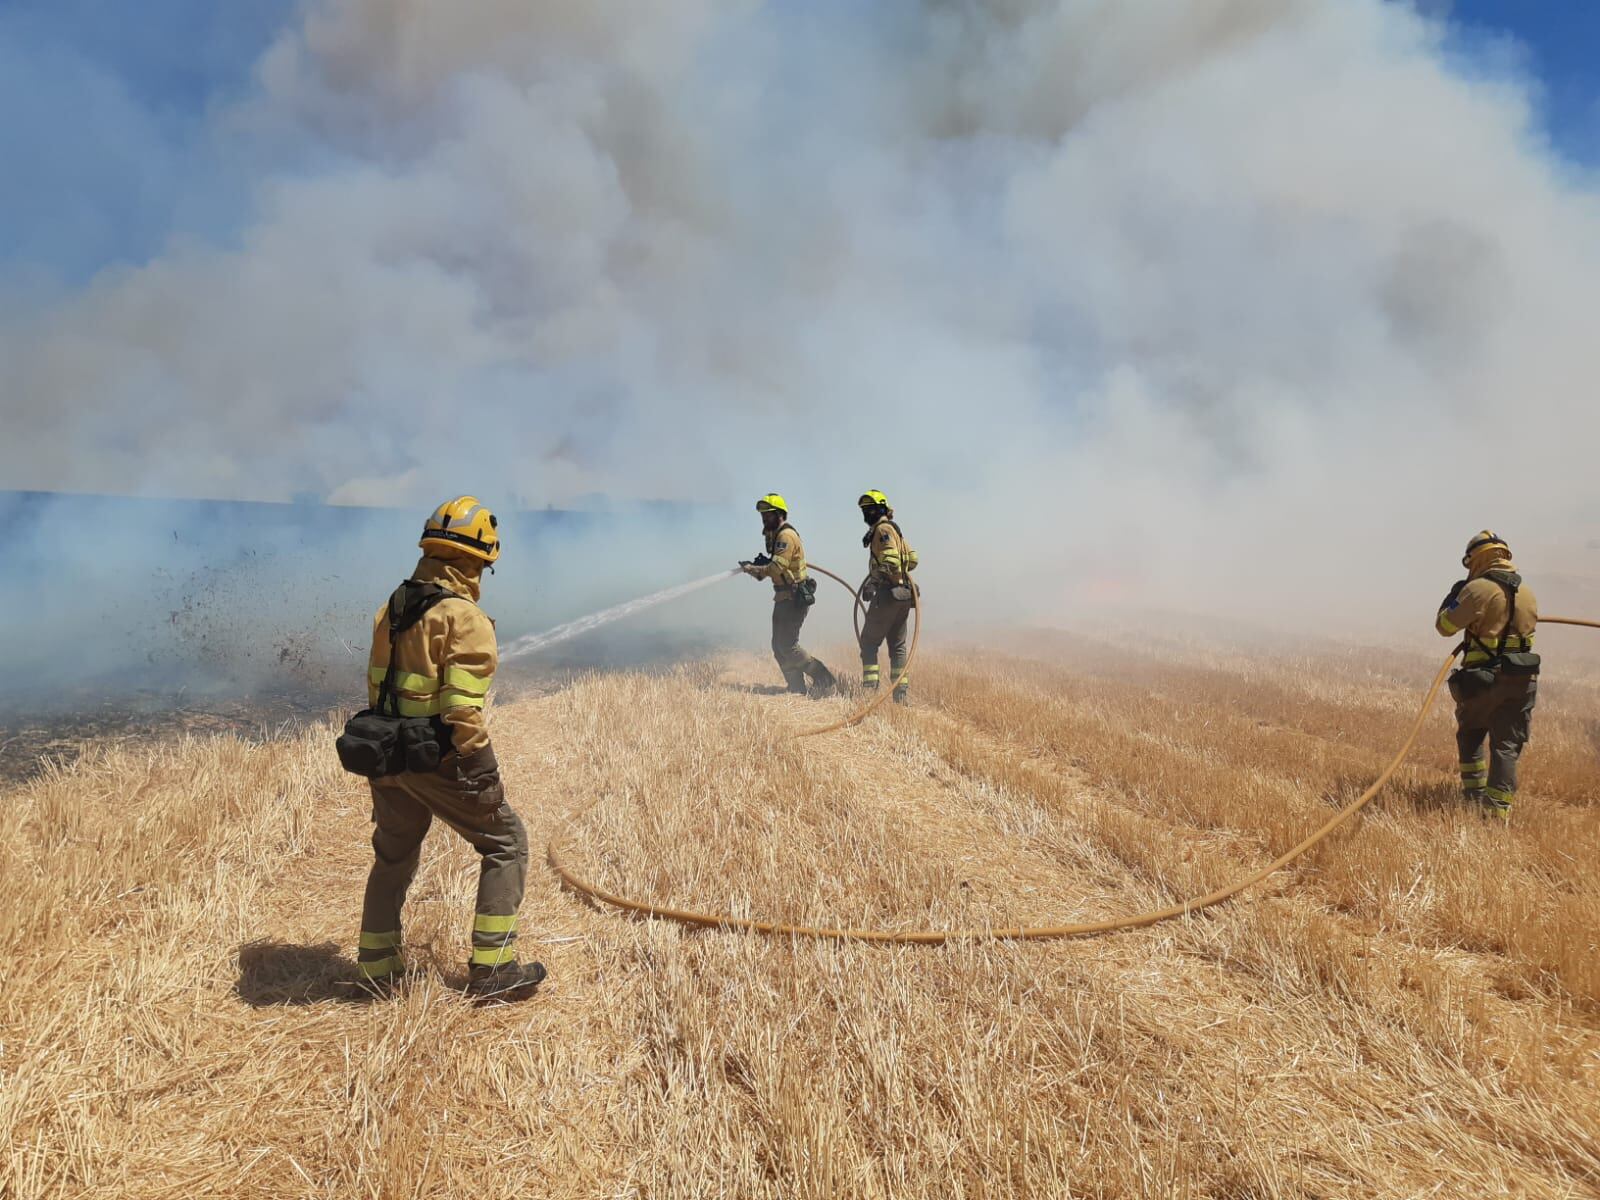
3,0,1599,630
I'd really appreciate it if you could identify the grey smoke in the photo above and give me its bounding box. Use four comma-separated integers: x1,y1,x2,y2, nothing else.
3,0,1599,644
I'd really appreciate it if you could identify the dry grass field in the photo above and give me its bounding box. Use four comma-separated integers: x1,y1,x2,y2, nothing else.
3,627,1599,1198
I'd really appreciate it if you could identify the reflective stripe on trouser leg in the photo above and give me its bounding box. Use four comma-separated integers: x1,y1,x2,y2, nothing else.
862,593,910,688
1459,759,1487,793
358,930,403,978
1487,677,1537,797
1484,785,1514,807
362,781,432,971
771,596,813,677
471,912,518,967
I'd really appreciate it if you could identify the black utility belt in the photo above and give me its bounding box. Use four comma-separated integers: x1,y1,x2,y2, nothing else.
1448,652,1541,702
776,578,818,607
865,581,915,601
336,711,452,779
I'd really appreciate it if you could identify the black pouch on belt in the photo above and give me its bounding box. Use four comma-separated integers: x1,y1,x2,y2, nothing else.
794,577,818,608
1447,667,1499,703
1499,651,1541,676
398,716,451,773
336,710,407,778
336,713,449,777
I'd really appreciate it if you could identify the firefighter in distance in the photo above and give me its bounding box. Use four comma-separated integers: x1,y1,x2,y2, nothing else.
1436,530,1540,820
741,494,837,696
857,489,918,704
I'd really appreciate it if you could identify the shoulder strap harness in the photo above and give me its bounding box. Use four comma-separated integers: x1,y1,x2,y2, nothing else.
1467,570,1522,666
375,580,464,717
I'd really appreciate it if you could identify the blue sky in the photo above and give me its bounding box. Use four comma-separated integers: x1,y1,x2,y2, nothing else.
0,0,294,282
0,0,1595,286
1444,0,1600,162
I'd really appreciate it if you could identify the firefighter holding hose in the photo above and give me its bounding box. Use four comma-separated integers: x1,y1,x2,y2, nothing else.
857,489,918,704
741,494,838,696
1436,530,1540,820
336,497,546,999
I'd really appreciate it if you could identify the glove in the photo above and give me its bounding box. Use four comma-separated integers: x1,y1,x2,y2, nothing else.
860,581,879,604
1441,578,1468,611
453,744,506,811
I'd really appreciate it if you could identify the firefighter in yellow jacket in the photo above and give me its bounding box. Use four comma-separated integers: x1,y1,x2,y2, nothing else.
351,497,545,997
741,494,837,695
857,490,918,704
1436,530,1540,820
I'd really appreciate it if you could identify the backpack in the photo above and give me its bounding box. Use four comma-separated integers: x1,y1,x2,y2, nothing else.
1449,572,1540,701
334,581,461,779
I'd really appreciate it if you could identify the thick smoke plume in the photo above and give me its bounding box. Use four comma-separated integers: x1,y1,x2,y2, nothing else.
4,0,1600,690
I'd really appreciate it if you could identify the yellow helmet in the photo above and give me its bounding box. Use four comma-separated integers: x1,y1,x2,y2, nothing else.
858,489,890,510
1462,529,1509,571
420,496,500,563
756,493,788,515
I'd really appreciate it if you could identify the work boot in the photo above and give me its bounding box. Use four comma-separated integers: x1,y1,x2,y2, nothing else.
465,959,547,1000
350,965,411,1001
1474,787,1513,821
892,686,910,706
808,663,838,698
781,667,808,695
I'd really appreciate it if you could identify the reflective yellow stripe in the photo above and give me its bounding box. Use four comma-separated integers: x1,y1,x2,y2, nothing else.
439,694,486,711
391,695,445,717
1437,613,1460,635
473,913,517,934
470,945,517,967
443,667,491,697
1462,635,1534,663
368,666,439,693
359,954,404,979
359,931,401,950
1484,785,1514,803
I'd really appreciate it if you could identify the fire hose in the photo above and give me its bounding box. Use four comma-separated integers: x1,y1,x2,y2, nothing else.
546,592,1599,943
795,564,920,739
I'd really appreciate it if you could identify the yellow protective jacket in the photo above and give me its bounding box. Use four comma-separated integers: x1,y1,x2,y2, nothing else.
1436,562,1538,667
366,555,497,755
757,522,809,596
865,518,917,586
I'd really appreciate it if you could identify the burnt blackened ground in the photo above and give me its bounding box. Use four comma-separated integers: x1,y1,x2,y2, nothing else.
0,686,348,786
0,628,728,786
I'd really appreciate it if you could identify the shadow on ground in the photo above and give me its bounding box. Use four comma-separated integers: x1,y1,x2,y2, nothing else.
1381,777,1471,815
236,939,366,1006
1316,773,1475,819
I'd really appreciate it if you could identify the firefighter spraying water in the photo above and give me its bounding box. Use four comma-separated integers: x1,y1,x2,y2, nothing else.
739,494,838,697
